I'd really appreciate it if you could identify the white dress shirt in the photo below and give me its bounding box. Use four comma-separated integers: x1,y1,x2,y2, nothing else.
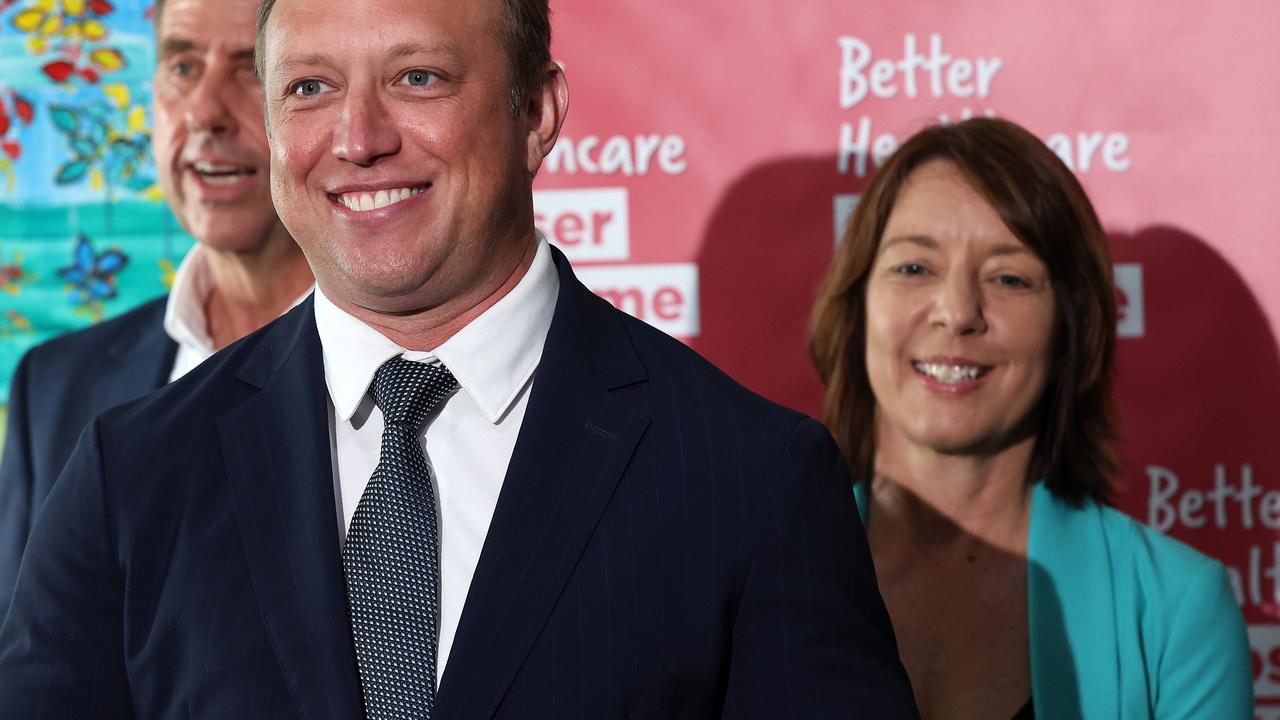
163,245,311,381
313,237,559,685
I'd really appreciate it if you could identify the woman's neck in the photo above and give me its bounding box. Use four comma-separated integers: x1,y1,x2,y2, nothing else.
867,430,1036,560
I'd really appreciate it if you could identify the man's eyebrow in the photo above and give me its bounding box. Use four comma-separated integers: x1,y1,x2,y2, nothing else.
273,43,462,76
158,37,198,56
274,53,335,75
157,37,254,62
386,41,463,61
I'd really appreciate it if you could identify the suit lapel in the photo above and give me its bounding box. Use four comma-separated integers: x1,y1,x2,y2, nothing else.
91,300,177,412
217,300,364,720
435,250,649,719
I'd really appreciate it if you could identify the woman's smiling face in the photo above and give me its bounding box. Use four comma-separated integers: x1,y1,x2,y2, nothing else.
864,159,1057,458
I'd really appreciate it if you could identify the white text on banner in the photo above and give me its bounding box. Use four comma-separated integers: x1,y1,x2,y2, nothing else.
1114,263,1145,339
1252,624,1280,701
534,187,630,262
576,263,700,338
833,193,861,244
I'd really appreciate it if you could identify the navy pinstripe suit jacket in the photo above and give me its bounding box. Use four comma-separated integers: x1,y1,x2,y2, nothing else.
0,296,175,619
0,248,918,719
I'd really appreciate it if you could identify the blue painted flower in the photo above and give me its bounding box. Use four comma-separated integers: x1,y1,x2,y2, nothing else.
58,233,128,305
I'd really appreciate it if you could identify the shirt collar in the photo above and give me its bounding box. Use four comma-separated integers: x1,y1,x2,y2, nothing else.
163,244,314,359
163,244,216,357
315,235,560,425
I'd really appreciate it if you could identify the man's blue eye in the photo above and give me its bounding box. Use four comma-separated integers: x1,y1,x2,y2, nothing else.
404,70,433,86
296,80,325,96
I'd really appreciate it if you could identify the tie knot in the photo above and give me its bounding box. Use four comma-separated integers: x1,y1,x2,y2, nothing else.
370,357,458,429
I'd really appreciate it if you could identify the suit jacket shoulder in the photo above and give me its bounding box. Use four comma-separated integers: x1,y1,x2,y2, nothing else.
0,295,174,612
0,295,348,719
560,273,811,439
22,295,170,370
3,293,173,464
88,295,319,503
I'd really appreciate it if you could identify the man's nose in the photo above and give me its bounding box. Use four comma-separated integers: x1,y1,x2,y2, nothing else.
184,72,236,135
331,87,400,166
928,272,988,336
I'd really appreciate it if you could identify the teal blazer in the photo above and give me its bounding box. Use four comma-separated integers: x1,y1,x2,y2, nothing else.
854,482,1253,718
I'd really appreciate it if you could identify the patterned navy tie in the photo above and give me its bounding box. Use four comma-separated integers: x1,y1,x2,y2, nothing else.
343,357,458,720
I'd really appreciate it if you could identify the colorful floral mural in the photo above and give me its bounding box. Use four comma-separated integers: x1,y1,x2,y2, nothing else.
0,0,190,408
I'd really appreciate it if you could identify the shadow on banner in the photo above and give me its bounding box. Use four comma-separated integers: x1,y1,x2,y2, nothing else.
1108,225,1280,706
694,154,862,419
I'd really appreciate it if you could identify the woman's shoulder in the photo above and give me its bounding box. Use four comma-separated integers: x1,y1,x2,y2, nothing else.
1091,501,1243,646
1096,501,1252,715
1094,501,1226,584
1031,484,1252,717
1033,483,1223,581
1034,485,1234,612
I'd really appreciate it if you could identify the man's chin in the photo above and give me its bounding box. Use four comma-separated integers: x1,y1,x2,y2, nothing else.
189,221,284,254
322,275,446,316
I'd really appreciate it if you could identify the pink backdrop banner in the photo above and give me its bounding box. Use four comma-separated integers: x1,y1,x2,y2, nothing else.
531,1,1280,710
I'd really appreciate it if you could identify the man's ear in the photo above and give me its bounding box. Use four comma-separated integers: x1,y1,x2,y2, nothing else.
523,61,569,175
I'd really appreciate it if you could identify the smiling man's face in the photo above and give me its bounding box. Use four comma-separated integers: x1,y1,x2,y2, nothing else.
261,0,547,316
152,0,283,253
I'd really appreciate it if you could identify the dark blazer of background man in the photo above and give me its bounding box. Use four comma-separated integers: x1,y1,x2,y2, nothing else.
0,0,919,716
0,0,313,613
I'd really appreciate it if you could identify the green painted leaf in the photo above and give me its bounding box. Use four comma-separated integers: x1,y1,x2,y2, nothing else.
55,159,89,184
49,106,79,134
71,136,98,157
125,174,154,191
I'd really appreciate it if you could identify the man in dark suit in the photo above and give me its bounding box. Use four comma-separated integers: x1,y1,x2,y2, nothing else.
0,0,313,611
0,0,919,716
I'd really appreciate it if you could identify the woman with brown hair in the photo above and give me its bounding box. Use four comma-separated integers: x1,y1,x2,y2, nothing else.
810,117,1250,718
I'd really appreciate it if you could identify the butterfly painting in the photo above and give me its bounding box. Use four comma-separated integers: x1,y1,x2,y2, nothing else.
47,101,153,193
57,233,128,321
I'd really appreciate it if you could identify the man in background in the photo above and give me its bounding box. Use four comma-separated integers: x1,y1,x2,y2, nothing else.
0,0,313,611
